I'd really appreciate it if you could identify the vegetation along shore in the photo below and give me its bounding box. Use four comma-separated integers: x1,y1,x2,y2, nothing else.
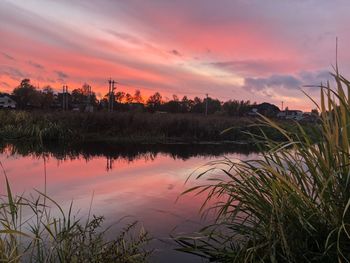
0,79,320,145
0,110,319,145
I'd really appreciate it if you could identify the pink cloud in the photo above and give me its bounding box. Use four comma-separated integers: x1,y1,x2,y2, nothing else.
0,0,348,109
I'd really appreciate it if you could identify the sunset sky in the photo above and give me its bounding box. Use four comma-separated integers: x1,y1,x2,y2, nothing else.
1,0,349,110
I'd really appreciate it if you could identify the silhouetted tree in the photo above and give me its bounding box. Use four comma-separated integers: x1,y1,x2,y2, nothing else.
180,96,194,113
115,91,125,103
161,95,181,113
125,93,133,103
223,100,251,116
71,84,97,108
40,85,55,109
133,90,143,103
71,88,86,105
191,97,203,113
12,79,41,109
146,92,162,112
205,97,222,114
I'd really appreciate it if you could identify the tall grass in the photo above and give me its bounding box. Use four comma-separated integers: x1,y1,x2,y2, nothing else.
0,110,315,144
176,71,350,262
0,111,74,142
0,170,151,262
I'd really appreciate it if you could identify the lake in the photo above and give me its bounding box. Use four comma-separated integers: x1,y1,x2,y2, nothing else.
0,142,257,262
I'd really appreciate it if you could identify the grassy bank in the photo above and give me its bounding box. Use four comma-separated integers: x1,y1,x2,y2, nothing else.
175,72,350,262
0,111,318,144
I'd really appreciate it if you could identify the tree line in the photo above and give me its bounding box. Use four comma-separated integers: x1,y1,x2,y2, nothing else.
3,78,281,116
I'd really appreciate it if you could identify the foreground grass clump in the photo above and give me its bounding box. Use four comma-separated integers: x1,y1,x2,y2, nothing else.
176,72,350,262
0,176,150,263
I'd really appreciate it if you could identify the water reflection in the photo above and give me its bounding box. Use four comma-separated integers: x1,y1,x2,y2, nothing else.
0,141,257,163
0,142,257,262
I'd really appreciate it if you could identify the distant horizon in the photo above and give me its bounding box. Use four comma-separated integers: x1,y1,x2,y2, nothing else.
3,78,315,112
1,1,349,111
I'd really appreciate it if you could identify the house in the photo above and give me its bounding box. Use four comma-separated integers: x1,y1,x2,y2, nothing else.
300,112,319,122
277,110,303,120
0,94,16,109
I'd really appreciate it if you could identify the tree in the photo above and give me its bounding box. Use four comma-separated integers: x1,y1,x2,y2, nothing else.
71,88,86,105
82,83,92,96
146,92,162,112
82,83,97,105
71,84,97,107
180,96,194,113
223,100,240,116
12,79,41,109
41,85,55,109
162,97,181,113
114,91,125,103
133,90,143,103
205,97,222,114
125,93,133,103
191,97,204,113
223,100,252,116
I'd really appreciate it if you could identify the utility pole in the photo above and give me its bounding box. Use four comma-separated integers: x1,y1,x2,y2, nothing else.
86,84,92,110
108,78,111,112
108,78,116,112
66,85,69,110
111,80,116,112
106,156,113,171
281,101,284,111
62,85,65,111
205,93,208,116
62,85,68,111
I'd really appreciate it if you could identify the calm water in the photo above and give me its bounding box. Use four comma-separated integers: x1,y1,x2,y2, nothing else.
0,143,257,262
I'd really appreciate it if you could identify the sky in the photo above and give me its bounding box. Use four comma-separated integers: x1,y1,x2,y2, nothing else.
0,0,349,110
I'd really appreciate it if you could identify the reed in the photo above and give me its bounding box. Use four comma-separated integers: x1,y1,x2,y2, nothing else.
0,170,151,263
0,110,316,144
176,71,350,262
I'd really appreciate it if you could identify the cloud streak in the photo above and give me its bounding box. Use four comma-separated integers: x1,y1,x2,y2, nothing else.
55,71,69,79
1,52,15,60
28,60,44,69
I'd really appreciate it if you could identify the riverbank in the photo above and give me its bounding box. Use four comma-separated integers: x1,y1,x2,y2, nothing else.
0,110,319,144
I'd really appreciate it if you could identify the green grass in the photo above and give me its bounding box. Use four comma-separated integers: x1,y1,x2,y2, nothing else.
0,166,151,263
175,71,350,262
